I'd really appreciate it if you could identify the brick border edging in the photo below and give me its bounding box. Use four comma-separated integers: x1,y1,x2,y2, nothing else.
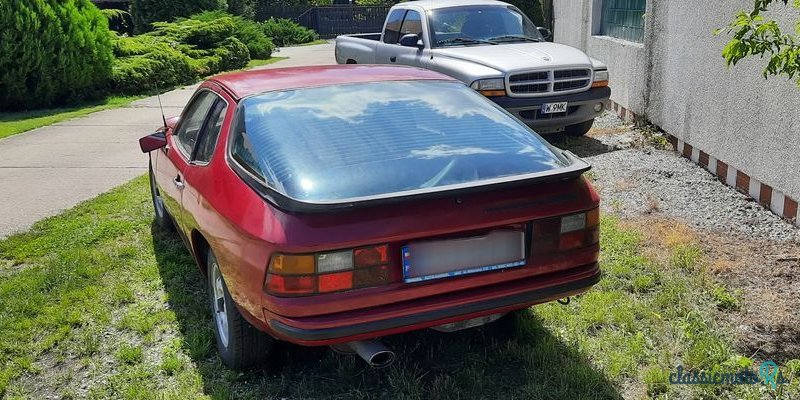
605,100,800,227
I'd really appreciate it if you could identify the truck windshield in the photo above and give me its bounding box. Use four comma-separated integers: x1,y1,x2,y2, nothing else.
231,81,568,204
429,6,543,47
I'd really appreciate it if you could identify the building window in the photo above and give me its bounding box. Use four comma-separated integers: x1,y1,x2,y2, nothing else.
600,0,646,43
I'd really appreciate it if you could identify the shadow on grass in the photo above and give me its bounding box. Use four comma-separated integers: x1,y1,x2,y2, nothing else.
151,223,622,400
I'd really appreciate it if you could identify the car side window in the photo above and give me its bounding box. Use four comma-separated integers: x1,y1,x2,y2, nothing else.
230,108,265,180
174,92,216,158
399,10,423,40
193,99,227,163
383,9,406,44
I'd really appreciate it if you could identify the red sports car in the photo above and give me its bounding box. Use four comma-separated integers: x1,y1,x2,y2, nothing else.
140,65,601,369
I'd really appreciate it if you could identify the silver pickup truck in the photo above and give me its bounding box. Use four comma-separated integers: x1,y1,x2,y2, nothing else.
335,0,610,136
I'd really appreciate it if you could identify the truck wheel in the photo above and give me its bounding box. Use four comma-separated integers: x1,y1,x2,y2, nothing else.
149,160,174,231
346,59,357,64
208,249,273,369
563,119,595,137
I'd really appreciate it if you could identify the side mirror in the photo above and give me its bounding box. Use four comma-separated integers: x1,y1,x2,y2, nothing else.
537,27,553,42
399,34,424,49
139,131,167,153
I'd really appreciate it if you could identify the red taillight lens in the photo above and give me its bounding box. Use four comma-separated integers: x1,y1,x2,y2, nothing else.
354,245,388,268
265,274,316,296
318,271,354,293
266,245,391,297
532,208,600,255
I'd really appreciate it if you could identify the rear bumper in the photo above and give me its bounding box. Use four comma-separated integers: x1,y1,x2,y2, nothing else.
265,262,601,345
491,87,611,132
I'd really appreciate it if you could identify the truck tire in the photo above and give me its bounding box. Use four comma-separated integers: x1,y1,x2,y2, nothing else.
564,119,595,137
346,59,357,64
208,249,273,369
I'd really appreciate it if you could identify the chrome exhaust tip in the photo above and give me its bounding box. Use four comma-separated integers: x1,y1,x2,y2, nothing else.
332,340,396,368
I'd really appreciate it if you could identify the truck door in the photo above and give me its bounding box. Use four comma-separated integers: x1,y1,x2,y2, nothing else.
376,9,430,68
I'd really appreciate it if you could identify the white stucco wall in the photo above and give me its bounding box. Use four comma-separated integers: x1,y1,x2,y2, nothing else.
554,0,800,201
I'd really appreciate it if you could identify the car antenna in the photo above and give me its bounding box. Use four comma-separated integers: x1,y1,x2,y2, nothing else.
153,82,168,130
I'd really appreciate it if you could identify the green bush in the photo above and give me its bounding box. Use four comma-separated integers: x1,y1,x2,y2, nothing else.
111,14,255,95
0,0,114,111
111,35,198,94
262,17,319,47
190,11,274,58
130,0,227,32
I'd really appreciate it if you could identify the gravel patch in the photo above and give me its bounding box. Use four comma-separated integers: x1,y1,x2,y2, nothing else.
553,112,800,243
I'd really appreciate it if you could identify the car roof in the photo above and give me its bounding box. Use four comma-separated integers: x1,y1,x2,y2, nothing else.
397,0,511,11
209,65,458,100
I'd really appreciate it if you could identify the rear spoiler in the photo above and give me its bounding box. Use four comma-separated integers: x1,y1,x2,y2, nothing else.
230,150,591,214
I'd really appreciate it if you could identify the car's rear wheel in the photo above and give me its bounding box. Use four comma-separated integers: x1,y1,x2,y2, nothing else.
149,161,174,231
208,249,273,369
563,118,595,137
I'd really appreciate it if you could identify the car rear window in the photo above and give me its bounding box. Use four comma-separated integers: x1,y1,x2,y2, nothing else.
231,81,567,203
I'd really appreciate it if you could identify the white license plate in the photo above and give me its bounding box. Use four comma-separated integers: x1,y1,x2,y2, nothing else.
402,230,526,283
541,102,568,114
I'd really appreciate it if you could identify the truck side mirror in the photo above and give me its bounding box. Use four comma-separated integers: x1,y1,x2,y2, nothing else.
399,34,424,49
537,27,553,42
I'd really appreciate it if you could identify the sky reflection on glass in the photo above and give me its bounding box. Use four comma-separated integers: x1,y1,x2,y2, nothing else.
239,81,565,202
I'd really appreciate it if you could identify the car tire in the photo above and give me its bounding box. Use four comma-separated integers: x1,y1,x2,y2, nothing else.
149,160,174,231
207,249,273,369
563,118,595,137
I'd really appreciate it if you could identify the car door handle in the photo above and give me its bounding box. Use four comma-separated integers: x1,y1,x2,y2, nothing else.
390,56,397,62
173,176,185,190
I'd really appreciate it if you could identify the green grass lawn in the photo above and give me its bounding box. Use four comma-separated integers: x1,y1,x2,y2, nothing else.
0,95,144,140
0,176,797,399
0,58,287,141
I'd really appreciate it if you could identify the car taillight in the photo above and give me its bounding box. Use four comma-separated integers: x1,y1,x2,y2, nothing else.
531,208,600,255
265,245,392,297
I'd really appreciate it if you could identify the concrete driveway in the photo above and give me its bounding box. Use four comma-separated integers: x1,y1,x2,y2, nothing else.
0,43,335,238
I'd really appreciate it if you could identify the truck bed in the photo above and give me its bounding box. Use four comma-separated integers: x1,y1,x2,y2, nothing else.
342,33,381,41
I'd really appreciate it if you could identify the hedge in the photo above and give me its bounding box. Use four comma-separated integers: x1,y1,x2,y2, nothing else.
262,17,319,47
190,11,274,59
0,0,114,111
112,14,255,95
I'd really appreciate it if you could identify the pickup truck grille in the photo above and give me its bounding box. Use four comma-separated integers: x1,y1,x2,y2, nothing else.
508,68,592,96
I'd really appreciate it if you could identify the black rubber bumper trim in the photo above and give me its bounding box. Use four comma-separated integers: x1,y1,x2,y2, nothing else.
491,86,611,108
269,267,601,342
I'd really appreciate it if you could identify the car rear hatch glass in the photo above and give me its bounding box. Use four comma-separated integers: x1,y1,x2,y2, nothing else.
230,80,586,208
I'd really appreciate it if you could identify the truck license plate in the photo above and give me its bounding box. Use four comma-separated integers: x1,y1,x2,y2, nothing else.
541,102,568,114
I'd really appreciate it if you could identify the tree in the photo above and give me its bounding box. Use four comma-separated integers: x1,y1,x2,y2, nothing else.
504,0,545,27
130,0,227,32
718,0,800,85
0,0,114,110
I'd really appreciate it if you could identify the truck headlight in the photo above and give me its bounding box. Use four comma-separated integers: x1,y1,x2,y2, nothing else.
592,70,609,88
470,78,506,97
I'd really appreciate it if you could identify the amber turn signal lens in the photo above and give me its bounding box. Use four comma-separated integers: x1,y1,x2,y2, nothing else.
587,208,600,227
270,254,314,275
591,80,608,88
479,89,506,97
